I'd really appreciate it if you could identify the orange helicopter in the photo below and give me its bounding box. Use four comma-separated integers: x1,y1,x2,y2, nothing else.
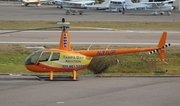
24,18,171,81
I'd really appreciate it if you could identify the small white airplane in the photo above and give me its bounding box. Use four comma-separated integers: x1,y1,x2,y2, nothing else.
86,0,125,12
125,0,175,15
54,0,95,15
55,0,95,9
21,0,51,7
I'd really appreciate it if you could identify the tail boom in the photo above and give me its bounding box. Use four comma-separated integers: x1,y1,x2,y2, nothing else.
75,47,159,57
74,32,170,63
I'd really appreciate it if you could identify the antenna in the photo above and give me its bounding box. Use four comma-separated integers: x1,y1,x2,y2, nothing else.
87,44,92,50
106,44,111,50
72,45,76,51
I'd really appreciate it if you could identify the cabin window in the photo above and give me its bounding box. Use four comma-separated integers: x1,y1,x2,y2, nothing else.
39,52,51,62
30,50,42,64
24,50,42,65
50,52,60,61
118,2,122,4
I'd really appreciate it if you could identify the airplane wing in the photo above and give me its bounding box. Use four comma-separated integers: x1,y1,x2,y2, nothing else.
125,0,175,10
72,1,95,4
125,0,148,10
58,0,96,14
144,0,175,4
61,0,95,5
126,4,147,10
86,0,111,9
69,1,95,7
59,0,95,8
63,7,84,15
21,0,51,6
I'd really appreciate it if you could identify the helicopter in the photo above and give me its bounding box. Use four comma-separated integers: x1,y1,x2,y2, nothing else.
24,18,171,81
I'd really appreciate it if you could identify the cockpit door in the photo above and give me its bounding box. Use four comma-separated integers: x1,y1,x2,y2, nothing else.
36,52,51,66
50,52,60,61
36,52,61,67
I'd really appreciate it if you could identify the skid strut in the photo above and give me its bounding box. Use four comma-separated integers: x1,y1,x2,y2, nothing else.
73,70,77,81
50,71,54,80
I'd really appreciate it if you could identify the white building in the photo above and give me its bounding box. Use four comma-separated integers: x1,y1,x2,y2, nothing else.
173,0,180,10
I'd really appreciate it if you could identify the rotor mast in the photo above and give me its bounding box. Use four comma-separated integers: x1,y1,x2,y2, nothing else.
58,18,70,31
57,18,71,51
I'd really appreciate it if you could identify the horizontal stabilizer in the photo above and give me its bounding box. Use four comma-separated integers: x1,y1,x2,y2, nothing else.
148,43,171,54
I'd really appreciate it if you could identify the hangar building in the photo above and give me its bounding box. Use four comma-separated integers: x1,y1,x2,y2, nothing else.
173,0,180,10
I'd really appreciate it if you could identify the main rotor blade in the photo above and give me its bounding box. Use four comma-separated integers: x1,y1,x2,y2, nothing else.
0,26,59,35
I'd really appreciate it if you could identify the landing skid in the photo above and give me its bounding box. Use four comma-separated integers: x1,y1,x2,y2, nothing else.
36,75,78,81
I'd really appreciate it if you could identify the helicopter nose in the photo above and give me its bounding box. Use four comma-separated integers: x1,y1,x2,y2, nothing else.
25,64,48,72
25,64,42,72
25,65,37,72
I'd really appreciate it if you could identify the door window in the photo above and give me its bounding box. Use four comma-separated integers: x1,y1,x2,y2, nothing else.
50,52,60,61
39,52,51,62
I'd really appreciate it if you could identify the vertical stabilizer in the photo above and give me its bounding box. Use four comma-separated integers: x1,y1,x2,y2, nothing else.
157,32,167,61
158,32,167,48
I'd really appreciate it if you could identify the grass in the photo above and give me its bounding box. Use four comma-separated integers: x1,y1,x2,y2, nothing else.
0,45,180,76
1,20,180,30
0,45,93,76
96,54,180,76
0,20,180,76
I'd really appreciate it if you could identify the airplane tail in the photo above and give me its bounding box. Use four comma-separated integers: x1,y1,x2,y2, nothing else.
148,32,171,63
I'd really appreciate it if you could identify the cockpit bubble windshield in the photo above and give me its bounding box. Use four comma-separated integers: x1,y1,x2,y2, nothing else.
25,50,42,65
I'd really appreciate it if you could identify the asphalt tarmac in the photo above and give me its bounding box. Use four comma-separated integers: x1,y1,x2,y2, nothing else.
0,2,180,22
0,75,180,106
0,2,180,106
0,30,180,45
